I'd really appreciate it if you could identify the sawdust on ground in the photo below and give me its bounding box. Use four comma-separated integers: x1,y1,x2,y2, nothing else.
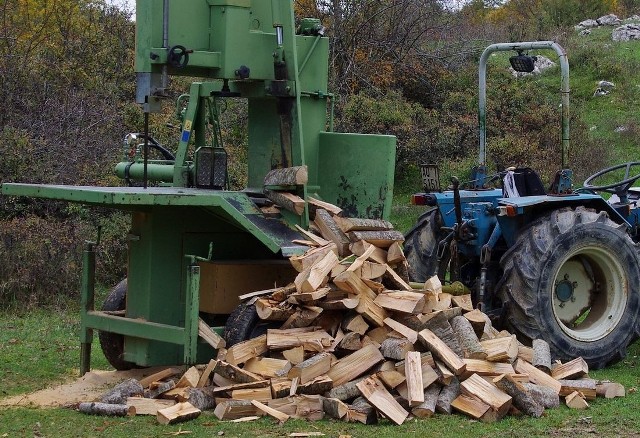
0,366,179,408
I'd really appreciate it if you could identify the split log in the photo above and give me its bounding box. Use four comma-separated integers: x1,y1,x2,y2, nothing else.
380,337,414,361
126,397,175,416
421,312,463,357
436,376,460,414
288,288,330,304
324,376,367,401
139,368,180,388
270,378,293,398
423,275,443,295
175,366,200,388
350,240,388,265
451,294,473,312
184,387,216,410
514,359,561,394
198,318,226,349
418,328,466,376
230,386,273,402
523,383,560,408
342,314,369,335
463,309,489,338
213,400,257,420
335,217,393,233
451,316,487,360
337,332,362,351
244,357,291,378
266,327,333,351
558,379,597,400
356,376,409,425
551,357,589,380
383,318,418,344
565,391,589,409
347,396,378,424
480,335,519,362
289,245,338,273
383,265,412,291
100,379,144,404
322,397,349,419
327,344,384,387
460,373,512,418
314,209,351,257
333,270,387,327
374,291,426,314
317,296,360,311
282,346,305,365
255,299,295,321
292,395,324,420
377,370,406,389
412,384,441,418
225,334,268,365
79,402,135,417
532,339,552,373
213,361,262,383
366,326,392,344
251,400,289,423
462,359,515,377
596,381,625,398
145,380,176,399
517,345,534,363
297,375,334,395
387,242,406,265
288,352,333,384
197,359,217,387
308,196,343,218
360,262,387,280
263,165,308,186
451,394,490,420
435,361,454,385
294,251,339,293
313,311,342,336
281,306,324,329
493,374,544,418
395,353,438,389
264,189,305,215
405,351,424,407
157,402,201,425
348,230,404,248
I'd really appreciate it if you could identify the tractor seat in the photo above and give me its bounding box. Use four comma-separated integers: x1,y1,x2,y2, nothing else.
502,167,546,198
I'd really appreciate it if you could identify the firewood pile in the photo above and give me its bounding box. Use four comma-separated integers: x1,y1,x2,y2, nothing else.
78,202,626,426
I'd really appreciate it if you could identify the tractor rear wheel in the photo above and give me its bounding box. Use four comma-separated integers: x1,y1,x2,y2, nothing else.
98,279,136,371
404,208,448,282
498,207,640,369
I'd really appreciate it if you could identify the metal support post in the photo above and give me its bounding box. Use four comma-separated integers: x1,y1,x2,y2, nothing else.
183,260,201,365
80,241,96,376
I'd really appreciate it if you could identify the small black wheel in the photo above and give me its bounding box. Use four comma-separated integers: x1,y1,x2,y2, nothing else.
498,207,640,369
98,279,136,370
167,45,190,69
404,208,448,282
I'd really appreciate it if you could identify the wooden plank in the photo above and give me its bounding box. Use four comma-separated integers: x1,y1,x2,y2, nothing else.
314,209,351,257
356,376,409,425
327,344,385,387
418,328,466,376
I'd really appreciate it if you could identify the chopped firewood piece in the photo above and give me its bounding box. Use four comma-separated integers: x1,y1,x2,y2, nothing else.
288,352,333,384
198,318,226,349
267,328,333,351
514,359,561,394
145,380,176,399
327,344,385,387
290,245,338,273
377,370,406,389
297,375,334,395
347,396,378,424
342,314,369,335
231,387,273,401
350,240,388,264
383,318,418,344
565,391,589,409
174,367,200,389
244,357,291,378
463,359,515,377
532,339,551,373
451,394,491,420
286,395,325,420
380,337,414,361
183,387,216,410
405,351,424,407
337,332,362,351
317,296,360,310
523,383,559,408
410,384,440,419
374,291,426,314
308,196,342,218
288,288,330,304
418,328,466,376
435,360,454,385
451,294,473,312
314,209,351,257
139,368,180,388
423,275,442,294
517,345,534,363
214,399,258,420
295,251,339,294
270,377,292,398
357,376,409,425
421,312,463,356
436,376,460,414
264,165,308,186
386,242,406,265
366,326,392,344
360,262,387,280
208,380,270,396
461,373,512,418
425,292,452,312
294,225,331,247
126,397,175,416
256,298,295,321
322,397,349,419
100,378,144,404
157,401,201,425
78,402,135,417
451,316,487,360
281,306,324,329
383,265,412,291
463,309,488,338
480,335,518,363
214,361,263,383
282,346,305,365
335,217,393,233
325,376,366,401
252,399,289,423
396,353,438,389
493,374,544,418
558,379,597,400
348,230,404,248
264,189,305,215
334,270,387,327
596,381,625,398
551,357,588,380
197,359,217,388
225,335,268,365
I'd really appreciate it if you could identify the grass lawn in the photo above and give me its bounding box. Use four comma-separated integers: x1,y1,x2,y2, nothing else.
1,305,639,437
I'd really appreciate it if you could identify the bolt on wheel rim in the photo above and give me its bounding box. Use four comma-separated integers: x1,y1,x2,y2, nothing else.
551,245,627,342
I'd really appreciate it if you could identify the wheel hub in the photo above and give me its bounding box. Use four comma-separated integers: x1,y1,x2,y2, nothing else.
555,276,575,302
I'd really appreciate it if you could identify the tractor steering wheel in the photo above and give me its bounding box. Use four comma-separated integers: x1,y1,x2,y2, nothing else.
583,161,640,197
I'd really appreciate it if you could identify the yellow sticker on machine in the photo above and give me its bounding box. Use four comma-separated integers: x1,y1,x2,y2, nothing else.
184,120,192,131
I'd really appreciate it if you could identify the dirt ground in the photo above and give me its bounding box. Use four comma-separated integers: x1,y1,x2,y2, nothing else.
0,366,180,408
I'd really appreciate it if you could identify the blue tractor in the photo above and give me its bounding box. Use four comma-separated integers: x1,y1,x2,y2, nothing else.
405,42,640,369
